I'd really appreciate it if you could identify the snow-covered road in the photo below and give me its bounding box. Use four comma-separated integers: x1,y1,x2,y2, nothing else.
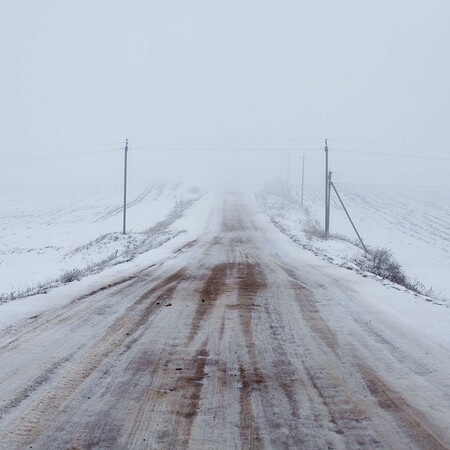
0,193,449,449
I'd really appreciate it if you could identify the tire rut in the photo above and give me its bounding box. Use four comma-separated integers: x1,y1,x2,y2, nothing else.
187,263,228,344
358,362,449,449
0,268,186,449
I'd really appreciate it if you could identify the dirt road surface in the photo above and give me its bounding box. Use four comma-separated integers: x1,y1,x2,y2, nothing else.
0,194,449,449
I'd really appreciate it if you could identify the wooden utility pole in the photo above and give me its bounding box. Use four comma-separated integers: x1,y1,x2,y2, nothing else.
327,171,332,233
123,139,128,235
324,139,329,236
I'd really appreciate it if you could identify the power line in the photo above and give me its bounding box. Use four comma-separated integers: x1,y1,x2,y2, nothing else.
328,138,450,153
2,138,449,163
332,148,450,161
1,142,124,158
130,138,324,145
335,180,450,188
0,148,122,163
130,144,450,160
334,171,448,178
130,147,323,152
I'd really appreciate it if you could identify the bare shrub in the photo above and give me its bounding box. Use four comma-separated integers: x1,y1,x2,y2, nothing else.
355,248,408,285
303,219,327,239
60,268,82,283
409,279,437,298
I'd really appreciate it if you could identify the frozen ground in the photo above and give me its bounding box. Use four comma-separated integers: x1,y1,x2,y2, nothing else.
258,183,450,304
0,192,448,448
0,183,204,301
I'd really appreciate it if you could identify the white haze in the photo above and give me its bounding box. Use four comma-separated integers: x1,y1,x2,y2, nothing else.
1,0,449,190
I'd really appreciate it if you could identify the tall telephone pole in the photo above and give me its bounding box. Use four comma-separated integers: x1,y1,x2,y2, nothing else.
326,171,332,234
123,139,128,235
324,139,329,236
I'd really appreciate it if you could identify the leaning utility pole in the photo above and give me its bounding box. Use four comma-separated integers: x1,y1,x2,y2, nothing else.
301,153,305,207
123,139,128,235
330,181,369,254
324,139,329,236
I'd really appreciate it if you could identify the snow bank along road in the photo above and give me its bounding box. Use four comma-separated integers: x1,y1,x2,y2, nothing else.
0,194,449,449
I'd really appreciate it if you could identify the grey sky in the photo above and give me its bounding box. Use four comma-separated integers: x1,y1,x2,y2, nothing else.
1,1,449,187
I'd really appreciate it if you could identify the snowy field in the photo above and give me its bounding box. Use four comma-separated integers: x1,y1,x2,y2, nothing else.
2,180,449,308
258,183,450,303
0,183,204,300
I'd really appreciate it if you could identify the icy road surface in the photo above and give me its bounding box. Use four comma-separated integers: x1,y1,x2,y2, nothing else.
0,194,449,449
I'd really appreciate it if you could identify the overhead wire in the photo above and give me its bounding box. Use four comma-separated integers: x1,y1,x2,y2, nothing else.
2,136,449,163
130,146,324,152
1,142,125,158
327,138,450,153
0,147,122,163
130,138,324,145
331,148,450,161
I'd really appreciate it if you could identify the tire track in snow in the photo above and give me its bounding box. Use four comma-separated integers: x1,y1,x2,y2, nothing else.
0,193,449,449
0,268,186,449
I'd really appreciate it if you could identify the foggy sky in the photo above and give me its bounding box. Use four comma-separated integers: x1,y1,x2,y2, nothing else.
1,1,449,188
